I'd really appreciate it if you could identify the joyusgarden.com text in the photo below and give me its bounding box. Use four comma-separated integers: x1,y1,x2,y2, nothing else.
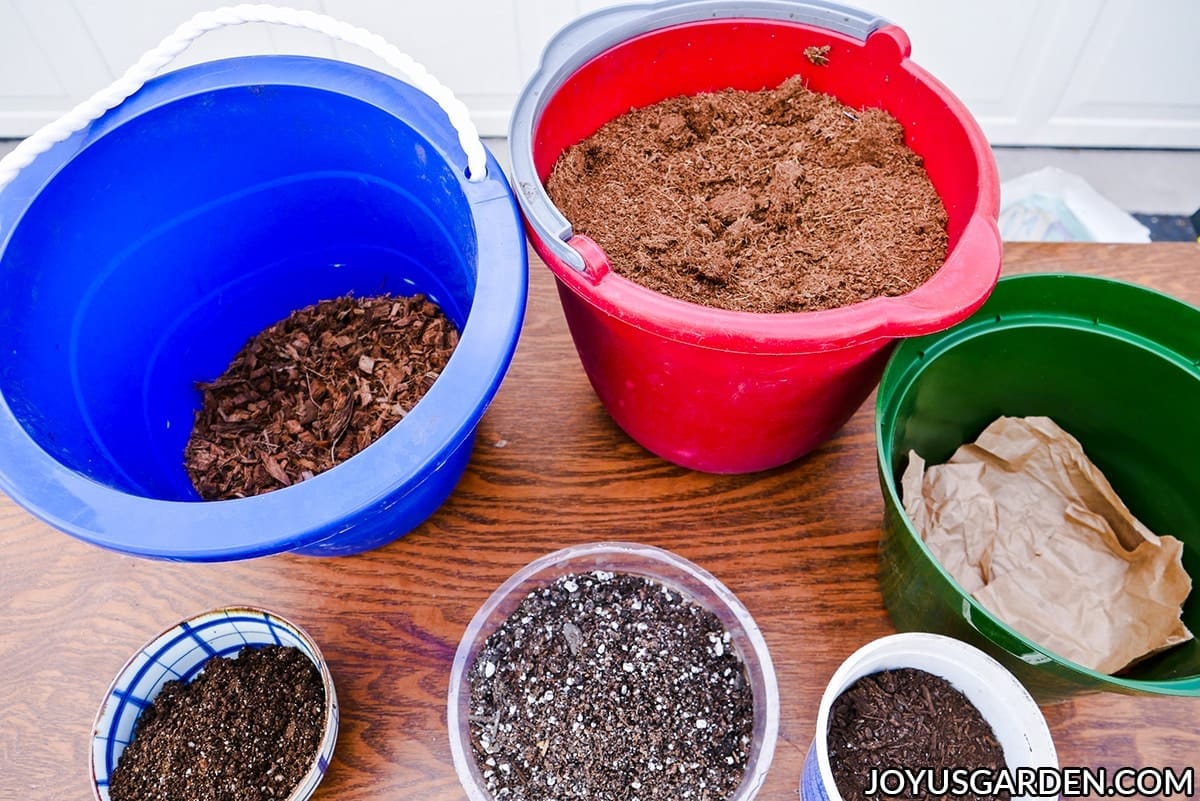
864,766,1194,798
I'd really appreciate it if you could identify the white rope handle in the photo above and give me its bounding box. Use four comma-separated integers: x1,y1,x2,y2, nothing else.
0,4,486,193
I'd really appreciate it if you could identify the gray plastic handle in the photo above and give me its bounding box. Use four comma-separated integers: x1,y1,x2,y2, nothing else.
509,0,890,272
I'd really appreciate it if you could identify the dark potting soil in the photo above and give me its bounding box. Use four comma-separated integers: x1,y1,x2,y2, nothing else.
468,571,754,801
109,645,326,801
185,293,458,499
827,668,1010,801
546,75,948,314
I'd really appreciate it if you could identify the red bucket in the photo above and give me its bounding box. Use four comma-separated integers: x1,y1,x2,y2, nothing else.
510,0,1000,473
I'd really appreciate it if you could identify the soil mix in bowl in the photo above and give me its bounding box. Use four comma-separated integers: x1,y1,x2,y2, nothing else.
185,293,458,499
546,75,948,313
468,570,754,801
827,667,1009,801
109,645,325,801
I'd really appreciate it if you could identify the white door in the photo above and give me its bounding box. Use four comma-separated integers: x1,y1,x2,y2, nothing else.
1,0,1198,147
867,0,1200,148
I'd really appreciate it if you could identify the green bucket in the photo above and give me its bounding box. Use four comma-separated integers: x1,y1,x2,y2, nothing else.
876,273,1200,701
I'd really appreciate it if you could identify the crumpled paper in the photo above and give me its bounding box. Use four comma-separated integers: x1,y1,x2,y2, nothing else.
901,416,1193,675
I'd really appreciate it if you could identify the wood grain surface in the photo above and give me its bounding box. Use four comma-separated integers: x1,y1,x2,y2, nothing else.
1,242,1198,800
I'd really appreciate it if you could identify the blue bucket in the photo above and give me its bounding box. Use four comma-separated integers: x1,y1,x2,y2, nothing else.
0,23,526,560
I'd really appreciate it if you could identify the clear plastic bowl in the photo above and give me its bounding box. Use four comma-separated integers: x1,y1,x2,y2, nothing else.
448,541,779,801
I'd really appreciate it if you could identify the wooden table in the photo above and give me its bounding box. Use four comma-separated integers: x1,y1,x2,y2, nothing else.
2,242,1198,799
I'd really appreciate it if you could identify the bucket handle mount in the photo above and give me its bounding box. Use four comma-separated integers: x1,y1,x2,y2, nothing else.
0,3,488,193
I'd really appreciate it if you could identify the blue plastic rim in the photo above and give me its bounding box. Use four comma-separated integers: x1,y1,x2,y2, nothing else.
0,56,527,560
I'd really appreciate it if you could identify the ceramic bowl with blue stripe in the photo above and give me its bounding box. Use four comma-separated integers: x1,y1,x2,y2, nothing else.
91,606,338,801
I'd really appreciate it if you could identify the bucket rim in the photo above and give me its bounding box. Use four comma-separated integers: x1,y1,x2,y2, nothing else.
0,55,528,561
874,272,1200,696
510,5,1001,353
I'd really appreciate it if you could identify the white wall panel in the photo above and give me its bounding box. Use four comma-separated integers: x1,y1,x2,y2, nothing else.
1043,0,1200,147
1,0,1198,146
0,2,114,132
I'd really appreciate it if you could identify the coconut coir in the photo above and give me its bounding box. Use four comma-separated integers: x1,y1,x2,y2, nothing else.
109,645,326,801
827,667,1010,801
546,75,948,313
185,293,457,499
469,571,754,801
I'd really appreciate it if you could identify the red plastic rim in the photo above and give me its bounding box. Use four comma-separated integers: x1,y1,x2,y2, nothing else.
525,18,1001,353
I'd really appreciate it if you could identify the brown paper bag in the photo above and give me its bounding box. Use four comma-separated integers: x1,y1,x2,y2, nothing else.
901,416,1192,675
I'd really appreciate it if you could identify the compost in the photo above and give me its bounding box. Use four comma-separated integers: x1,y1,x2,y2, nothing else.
109,645,325,801
546,75,947,313
827,667,1009,801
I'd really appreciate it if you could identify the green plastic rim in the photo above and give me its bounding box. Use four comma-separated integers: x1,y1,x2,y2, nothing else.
876,273,1200,700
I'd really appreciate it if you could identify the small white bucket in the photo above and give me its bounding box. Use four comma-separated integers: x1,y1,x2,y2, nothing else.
801,632,1058,801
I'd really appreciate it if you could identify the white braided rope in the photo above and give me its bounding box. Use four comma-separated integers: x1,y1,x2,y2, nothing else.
0,4,486,193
